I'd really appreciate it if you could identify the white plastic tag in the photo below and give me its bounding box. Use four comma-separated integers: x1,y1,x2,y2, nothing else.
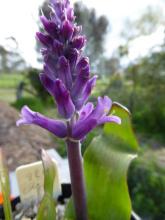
16,160,61,205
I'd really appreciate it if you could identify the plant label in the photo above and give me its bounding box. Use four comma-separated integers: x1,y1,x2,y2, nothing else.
16,160,61,205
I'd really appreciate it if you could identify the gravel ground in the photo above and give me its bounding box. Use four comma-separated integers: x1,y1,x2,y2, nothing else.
0,101,54,171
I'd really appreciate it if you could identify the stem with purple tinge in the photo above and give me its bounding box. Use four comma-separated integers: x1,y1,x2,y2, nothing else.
66,138,88,220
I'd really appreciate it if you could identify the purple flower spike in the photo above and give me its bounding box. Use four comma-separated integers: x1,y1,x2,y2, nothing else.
16,106,67,138
18,0,121,142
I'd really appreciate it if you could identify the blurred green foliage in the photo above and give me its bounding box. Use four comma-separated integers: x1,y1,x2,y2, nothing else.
0,150,12,220
0,73,24,88
126,51,165,137
12,97,45,113
128,149,165,220
26,68,50,101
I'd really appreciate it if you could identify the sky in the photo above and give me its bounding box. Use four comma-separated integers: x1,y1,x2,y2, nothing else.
0,0,164,67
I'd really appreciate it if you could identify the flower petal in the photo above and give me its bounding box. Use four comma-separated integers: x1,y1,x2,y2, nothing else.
16,106,67,138
53,39,63,56
74,75,97,110
68,48,79,73
61,20,74,40
40,73,55,94
72,36,86,50
72,118,97,140
79,102,94,121
53,79,75,119
36,32,53,47
66,7,74,22
40,16,58,37
44,53,58,78
72,96,115,140
71,58,90,100
58,56,72,89
90,96,112,119
40,75,75,119
43,64,56,80
97,115,121,125
75,57,89,76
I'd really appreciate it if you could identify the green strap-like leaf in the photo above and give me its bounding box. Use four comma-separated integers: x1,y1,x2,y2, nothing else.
36,150,56,220
36,193,56,220
104,102,139,153
0,150,12,220
65,103,138,220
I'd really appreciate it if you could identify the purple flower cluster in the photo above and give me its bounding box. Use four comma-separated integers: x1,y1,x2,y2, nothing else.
17,0,121,141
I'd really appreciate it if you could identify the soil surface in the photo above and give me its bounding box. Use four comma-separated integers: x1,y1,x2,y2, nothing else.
0,102,54,171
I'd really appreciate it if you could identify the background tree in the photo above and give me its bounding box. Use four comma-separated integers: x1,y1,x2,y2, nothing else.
0,37,26,73
126,48,165,135
74,2,109,72
0,45,9,73
121,6,164,42
100,56,120,76
117,5,165,60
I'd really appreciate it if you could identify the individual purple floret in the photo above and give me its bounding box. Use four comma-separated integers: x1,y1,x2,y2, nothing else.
16,106,67,138
17,0,121,219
